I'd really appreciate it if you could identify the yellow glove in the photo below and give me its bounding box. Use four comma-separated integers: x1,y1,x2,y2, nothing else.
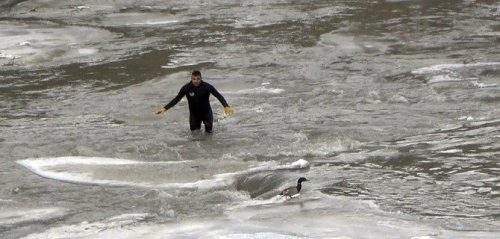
156,108,167,115
224,106,234,116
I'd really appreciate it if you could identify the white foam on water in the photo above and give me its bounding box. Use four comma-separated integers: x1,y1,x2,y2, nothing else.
458,115,474,121
466,119,500,128
439,149,463,154
20,193,499,239
129,20,179,25
472,81,498,88
19,41,31,46
18,156,147,167
74,5,90,10
17,157,309,190
427,74,463,84
290,159,309,168
0,207,68,228
161,60,216,69
99,12,179,27
233,86,285,94
228,193,306,211
411,62,500,75
78,48,99,55
0,52,16,59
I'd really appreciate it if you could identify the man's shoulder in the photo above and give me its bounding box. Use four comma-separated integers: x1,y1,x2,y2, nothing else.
181,82,193,90
201,81,215,88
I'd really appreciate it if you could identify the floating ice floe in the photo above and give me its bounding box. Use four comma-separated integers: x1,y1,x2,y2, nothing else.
17,157,309,190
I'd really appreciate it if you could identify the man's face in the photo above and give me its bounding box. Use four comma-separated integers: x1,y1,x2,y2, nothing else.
191,75,202,87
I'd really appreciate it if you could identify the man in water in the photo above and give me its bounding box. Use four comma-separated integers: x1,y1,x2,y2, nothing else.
156,70,234,133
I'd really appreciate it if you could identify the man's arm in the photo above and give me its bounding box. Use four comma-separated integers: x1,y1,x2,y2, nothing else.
208,84,229,107
164,86,186,110
208,84,234,116
156,86,186,115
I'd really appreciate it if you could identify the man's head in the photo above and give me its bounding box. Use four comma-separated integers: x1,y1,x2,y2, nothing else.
191,70,202,87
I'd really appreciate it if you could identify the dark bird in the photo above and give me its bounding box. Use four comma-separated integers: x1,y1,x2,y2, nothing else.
280,177,308,199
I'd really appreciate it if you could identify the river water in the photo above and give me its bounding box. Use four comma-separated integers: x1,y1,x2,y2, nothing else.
1,0,499,238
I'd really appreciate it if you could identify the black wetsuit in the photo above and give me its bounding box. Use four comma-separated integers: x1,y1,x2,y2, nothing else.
164,81,229,133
